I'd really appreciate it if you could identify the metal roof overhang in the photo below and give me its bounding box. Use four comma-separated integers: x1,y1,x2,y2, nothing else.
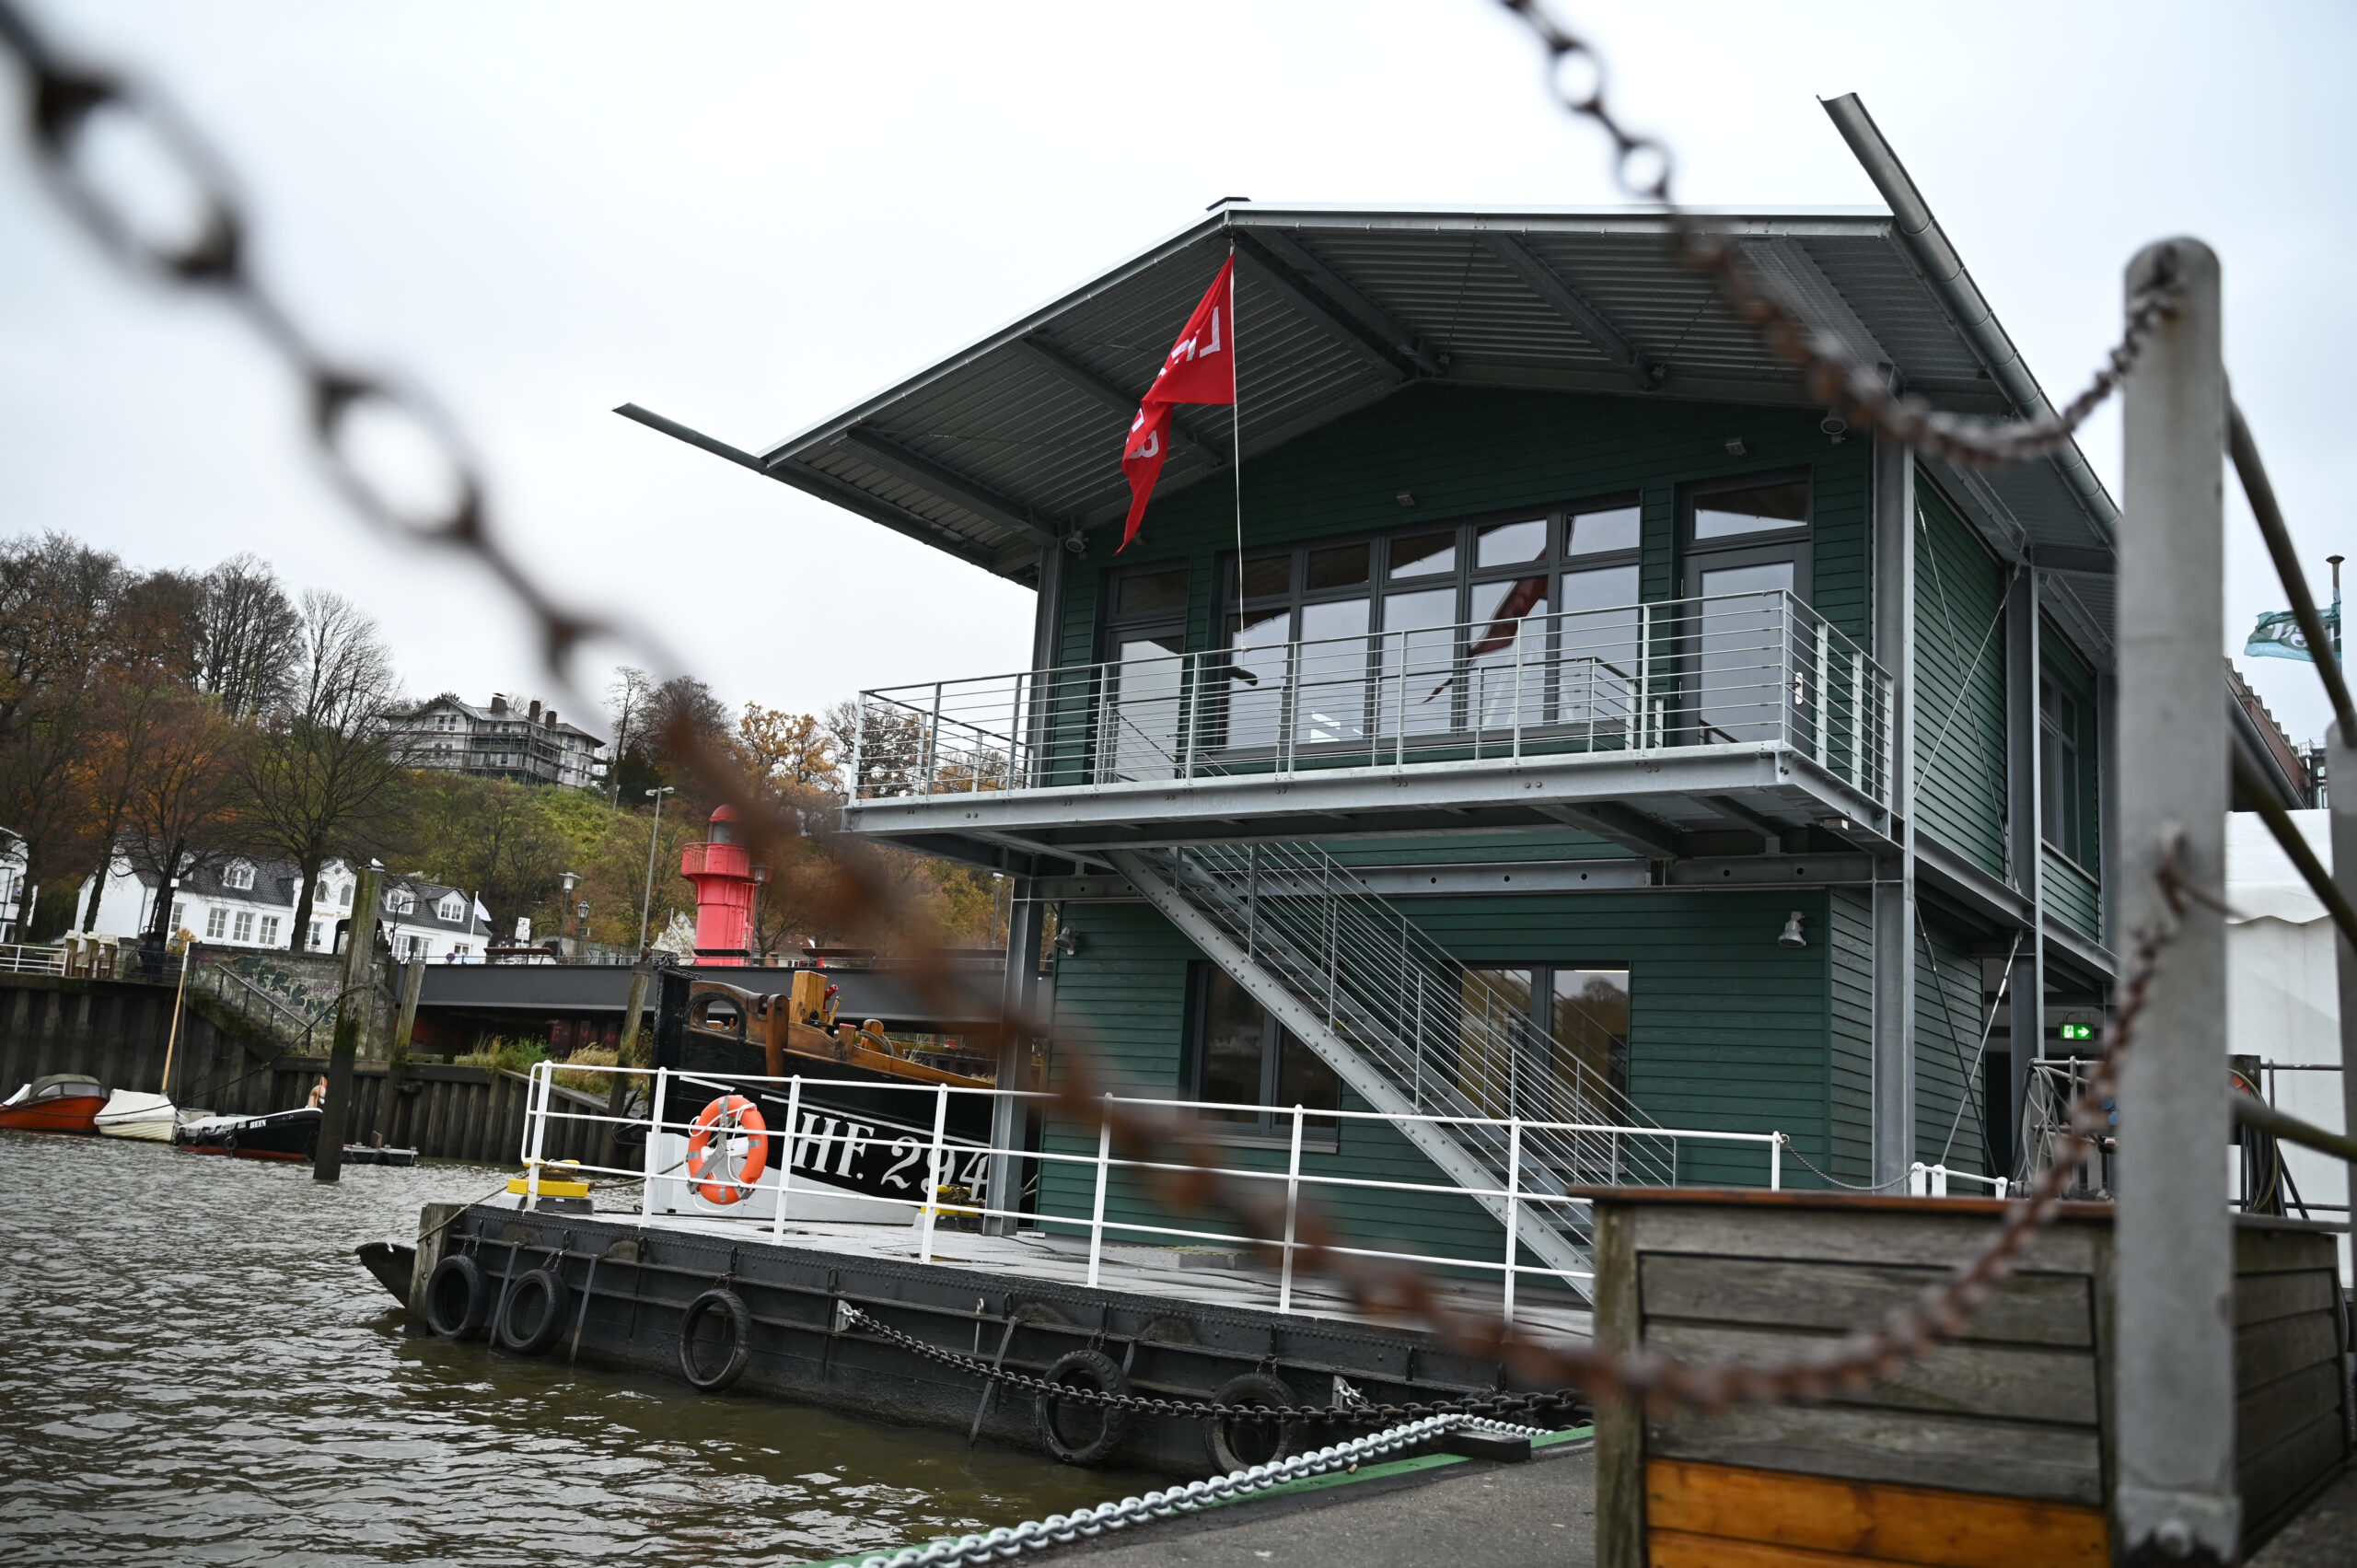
622,186,2119,659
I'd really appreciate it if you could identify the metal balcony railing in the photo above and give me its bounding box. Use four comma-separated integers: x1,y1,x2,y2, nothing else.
853,589,1889,810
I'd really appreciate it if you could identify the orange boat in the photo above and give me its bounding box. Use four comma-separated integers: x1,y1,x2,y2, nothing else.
0,1074,107,1133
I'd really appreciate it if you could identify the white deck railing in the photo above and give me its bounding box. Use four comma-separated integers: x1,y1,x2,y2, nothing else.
0,943,67,975
851,587,1889,810
516,1063,1782,1327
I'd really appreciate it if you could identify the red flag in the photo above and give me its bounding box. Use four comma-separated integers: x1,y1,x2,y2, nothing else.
1120,259,1236,551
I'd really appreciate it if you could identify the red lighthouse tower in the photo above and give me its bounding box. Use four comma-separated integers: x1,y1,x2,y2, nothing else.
679,805,758,966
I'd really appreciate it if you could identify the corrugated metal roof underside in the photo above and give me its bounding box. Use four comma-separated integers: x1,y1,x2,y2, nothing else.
744,207,2117,628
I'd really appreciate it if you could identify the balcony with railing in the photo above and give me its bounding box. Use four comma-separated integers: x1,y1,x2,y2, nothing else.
846,589,1893,854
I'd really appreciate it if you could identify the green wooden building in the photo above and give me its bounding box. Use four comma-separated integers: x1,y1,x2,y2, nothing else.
633,103,2307,1290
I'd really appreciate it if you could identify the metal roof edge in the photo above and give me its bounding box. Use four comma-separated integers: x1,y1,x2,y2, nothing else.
749,203,1903,479
753,210,1236,475
1820,94,2120,537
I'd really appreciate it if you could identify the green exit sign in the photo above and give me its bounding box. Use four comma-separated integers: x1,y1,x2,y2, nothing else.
2059,1022,2095,1041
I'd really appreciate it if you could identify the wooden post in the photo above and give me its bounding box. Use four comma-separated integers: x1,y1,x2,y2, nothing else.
617,963,652,1065
314,864,381,1183
391,958,425,1056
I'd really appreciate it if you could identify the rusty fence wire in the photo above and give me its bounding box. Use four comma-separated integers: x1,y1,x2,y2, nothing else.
0,0,2231,1416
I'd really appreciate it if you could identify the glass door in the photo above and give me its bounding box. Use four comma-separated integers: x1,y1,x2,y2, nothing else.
1682,478,1809,746
1101,567,1189,781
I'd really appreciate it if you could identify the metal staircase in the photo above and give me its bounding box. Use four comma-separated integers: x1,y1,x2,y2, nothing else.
1103,840,1677,1296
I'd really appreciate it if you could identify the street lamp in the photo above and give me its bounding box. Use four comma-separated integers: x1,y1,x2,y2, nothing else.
636,785,675,958
557,870,580,957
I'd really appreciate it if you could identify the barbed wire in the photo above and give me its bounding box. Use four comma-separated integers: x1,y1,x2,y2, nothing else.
0,0,2179,1419
1495,0,2177,469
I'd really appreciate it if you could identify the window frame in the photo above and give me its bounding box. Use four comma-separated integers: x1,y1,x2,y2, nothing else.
1678,470,1814,603
1183,961,1341,1148
204,907,226,940
1213,496,1644,753
1459,959,1634,1098
222,860,256,892
2039,674,2090,868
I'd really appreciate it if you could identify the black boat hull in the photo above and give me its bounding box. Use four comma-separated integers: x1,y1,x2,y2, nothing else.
176,1106,321,1162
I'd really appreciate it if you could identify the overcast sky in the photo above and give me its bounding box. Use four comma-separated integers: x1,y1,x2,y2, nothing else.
2,2,2349,745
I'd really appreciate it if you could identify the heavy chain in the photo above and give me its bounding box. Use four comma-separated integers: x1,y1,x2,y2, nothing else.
1496,0,2177,470
0,0,2181,1423
838,1305,1590,1428
815,1411,1554,1568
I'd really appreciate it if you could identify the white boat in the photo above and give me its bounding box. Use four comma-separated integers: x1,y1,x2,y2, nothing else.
95,1089,179,1142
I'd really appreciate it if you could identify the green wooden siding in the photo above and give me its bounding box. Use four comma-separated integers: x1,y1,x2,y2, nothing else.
1913,913,1988,1177
2043,846,2102,941
1040,889,1849,1258
1059,386,1873,672
1827,887,1874,1184
1912,482,2009,877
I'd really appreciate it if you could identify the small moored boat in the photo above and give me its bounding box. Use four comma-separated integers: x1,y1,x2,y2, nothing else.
0,1074,107,1133
95,1089,180,1141
176,1105,322,1162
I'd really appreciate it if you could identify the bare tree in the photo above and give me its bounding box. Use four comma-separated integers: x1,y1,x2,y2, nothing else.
239,590,406,951
192,553,301,721
605,665,655,807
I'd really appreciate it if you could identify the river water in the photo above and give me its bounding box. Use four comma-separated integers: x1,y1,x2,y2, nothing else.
0,1130,1167,1566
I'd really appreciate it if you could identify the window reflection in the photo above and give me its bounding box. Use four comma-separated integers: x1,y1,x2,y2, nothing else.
1388,532,1456,578
1378,588,1457,738
1466,576,1548,729
1224,609,1291,750
1295,598,1370,747
1693,481,1808,541
1476,518,1547,568
1567,504,1641,556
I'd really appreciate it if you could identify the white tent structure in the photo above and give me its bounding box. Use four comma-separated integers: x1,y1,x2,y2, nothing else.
2225,808,2347,1282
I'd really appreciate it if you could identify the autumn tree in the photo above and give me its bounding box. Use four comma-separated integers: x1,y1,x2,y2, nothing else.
0,535,122,931
238,591,407,951
119,691,248,940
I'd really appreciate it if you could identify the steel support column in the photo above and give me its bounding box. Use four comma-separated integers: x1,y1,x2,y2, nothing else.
2113,238,2235,1563
981,544,1065,1236
2333,721,2357,1242
2004,569,2044,1178
1871,431,1918,1188
982,886,1044,1237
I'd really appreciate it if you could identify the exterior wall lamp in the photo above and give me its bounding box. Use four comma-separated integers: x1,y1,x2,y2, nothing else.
1778,911,1807,948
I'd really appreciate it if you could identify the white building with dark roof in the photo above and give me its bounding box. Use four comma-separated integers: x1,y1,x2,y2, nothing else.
75,849,491,962
388,691,608,789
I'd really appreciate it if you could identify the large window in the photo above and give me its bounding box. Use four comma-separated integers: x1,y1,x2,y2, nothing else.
231,911,254,943
1460,963,1631,1102
204,907,226,940
2041,676,2087,865
1190,965,1341,1138
1217,498,1642,751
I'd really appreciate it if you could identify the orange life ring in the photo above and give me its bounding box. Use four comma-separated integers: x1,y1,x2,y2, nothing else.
687,1095,768,1204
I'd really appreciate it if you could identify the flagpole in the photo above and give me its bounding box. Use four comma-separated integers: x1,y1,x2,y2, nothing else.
1230,241,1245,633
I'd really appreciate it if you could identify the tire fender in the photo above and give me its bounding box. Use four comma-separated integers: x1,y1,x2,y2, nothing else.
1207,1372,1300,1474
424,1254,488,1339
495,1267,569,1355
1034,1348,1133,1467
679,1287,752,1391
